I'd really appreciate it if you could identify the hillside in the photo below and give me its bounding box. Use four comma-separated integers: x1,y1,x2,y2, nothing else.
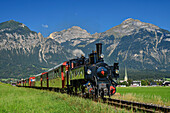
48,18,170,79
0,20,74,78
0,19,169,79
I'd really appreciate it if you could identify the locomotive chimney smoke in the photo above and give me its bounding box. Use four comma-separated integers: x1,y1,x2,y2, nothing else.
96,43,102,60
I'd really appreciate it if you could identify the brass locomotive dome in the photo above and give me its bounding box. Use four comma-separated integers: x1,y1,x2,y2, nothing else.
97,67,108,78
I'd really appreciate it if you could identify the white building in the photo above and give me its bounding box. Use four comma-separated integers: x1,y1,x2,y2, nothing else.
132,81,141,86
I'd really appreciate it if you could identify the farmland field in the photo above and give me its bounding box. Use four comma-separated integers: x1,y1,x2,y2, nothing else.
112,86,170,106
0,83,130,113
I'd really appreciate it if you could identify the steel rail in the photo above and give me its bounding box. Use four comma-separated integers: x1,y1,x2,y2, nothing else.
102,98,170,113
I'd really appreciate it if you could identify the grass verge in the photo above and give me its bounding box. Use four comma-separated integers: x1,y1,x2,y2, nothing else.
112,86,170,106
0,83,131,113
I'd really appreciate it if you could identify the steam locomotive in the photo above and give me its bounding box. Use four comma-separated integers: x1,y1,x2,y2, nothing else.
17,43,119,98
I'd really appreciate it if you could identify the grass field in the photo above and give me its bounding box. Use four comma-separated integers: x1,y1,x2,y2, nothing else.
112,86,170,106
0,83,130,113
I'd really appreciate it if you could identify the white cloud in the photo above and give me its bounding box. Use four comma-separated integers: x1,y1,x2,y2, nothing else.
42,24,48,28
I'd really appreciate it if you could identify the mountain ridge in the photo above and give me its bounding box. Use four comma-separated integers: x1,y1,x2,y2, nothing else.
0,20,74,78
46,18,170,79
0,18,169,79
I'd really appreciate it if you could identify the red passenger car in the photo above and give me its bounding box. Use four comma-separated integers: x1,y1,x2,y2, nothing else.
29,77,35,86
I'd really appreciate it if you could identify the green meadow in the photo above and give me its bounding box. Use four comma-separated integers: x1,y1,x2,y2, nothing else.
112,86,170,106
0,83,130,113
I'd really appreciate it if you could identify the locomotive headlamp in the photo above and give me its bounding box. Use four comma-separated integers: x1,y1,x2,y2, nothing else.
100,54,104,58
114,63,119,78
87,69,92,74
115,69,119,74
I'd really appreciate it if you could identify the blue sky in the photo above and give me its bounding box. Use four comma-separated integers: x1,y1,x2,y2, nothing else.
0,0,170,37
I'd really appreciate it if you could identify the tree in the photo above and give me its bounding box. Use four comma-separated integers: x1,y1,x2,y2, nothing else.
145,79,150,85
121,81,128,86
127,79,133,86
141,80,147,86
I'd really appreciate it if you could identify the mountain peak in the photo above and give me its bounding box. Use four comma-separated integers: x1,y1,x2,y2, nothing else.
71,26,82,29
8,20,16,22
68,26,85,31
9,19,18,22
99,18,160,39
48,25,92,44
3,20,23,26
0,20,33,34
121,18,159,29
122,18,141,24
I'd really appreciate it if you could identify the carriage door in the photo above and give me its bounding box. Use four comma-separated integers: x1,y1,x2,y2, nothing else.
61,66,65,88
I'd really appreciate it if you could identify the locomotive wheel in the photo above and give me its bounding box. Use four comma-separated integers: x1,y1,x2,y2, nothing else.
95,87,98,99
101,89,104,99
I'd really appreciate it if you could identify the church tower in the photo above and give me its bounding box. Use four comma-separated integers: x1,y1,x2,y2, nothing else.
124,66,128,81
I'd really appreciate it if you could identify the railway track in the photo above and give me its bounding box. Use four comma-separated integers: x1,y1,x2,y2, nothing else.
19,86,170,113
102,98,170,113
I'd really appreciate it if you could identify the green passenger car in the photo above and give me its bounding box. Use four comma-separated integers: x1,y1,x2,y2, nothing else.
49,67,62,88
70,66,85,80
42,73,47,87
35,75,41,87
25,78,29,86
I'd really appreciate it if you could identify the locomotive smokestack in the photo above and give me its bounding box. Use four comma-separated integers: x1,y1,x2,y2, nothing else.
96,43,102,60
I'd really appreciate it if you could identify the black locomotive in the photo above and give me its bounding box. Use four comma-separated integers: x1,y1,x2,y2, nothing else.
17,43,119,98
68,43,119,98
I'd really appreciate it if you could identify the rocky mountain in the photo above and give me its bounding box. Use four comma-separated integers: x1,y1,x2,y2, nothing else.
47,18,170,79
48,26,96,56
0,19,169,79
0,20,73,78
94,19,170,79
90,18,170,69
